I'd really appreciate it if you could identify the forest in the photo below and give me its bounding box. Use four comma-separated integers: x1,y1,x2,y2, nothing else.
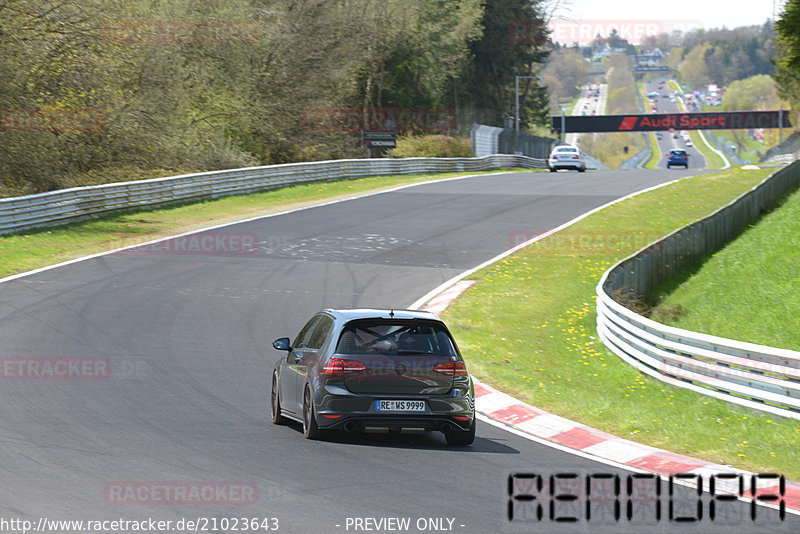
0,0,551,197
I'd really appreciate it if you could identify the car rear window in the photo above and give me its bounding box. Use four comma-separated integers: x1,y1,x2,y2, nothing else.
555,147,577,153
335,319,458,357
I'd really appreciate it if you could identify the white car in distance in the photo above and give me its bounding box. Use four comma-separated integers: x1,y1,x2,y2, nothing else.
548,144,587,172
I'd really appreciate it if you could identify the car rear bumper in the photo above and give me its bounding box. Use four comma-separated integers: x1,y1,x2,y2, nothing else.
317,414,474,432
314,384,475,430
549,162,585,170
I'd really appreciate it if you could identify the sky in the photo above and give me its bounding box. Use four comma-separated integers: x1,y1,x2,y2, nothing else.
548,0,786,44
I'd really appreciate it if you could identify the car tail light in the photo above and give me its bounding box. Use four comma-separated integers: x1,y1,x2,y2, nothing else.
433,361,468,376
322,358,366,375
573,155,579,159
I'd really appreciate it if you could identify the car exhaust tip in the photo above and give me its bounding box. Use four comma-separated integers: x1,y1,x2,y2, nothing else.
343,421,357,432
441,423,453,433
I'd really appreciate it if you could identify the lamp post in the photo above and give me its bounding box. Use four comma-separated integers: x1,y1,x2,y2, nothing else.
515,75,542,135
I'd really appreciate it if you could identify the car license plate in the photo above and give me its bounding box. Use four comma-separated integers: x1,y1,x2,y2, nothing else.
376,400,426,412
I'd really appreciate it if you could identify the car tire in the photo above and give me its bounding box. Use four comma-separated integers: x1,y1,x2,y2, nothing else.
271,372,287,425
302,386,322,440
445,418,476,446
549,167,556,172
578,167,586,172
667,164,671,169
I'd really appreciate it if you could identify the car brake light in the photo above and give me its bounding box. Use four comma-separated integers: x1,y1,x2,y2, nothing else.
573,155,579,159
322,358,366,375
433,361,468,376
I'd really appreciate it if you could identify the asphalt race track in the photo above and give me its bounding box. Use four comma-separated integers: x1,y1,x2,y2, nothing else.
1,169,796,533
643,79,710,170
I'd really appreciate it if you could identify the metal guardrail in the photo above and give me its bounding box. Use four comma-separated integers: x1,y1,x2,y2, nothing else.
0,154,545,235
596,160,800,420
766,149,800,165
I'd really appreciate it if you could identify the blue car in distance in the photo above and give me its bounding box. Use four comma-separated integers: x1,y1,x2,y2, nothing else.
667,149,688,169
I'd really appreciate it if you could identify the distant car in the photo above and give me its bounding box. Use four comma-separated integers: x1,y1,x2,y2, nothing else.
647,91,658,98
270,308,476,445
548,144,586,172
667,149,689,169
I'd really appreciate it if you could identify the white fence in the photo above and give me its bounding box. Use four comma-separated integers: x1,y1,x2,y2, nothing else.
0,154,545,235
596,161,800,420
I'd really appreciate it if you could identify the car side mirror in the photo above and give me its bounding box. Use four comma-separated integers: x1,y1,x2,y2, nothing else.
273,337,291,351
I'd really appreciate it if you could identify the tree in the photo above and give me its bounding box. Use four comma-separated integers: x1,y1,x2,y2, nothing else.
542,47,587,108
774,0,800,108
722,75,779,111
678,42,712,88
462,0,551,128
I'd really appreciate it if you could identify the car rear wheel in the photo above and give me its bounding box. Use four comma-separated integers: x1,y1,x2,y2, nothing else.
445,418,476,446
271,372,287,425
302,386,322,440
549,167,557,172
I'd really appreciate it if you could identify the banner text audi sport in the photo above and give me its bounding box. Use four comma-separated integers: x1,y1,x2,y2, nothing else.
551,111,792,133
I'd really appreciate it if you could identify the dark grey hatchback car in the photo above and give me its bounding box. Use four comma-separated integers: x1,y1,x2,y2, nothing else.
271,309,476,445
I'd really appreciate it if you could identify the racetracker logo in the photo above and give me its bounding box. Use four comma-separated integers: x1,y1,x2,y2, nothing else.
104,20,259,45
547,19,703,45
509,230,664,255
0,108,102,133
104,482,258,505
508,20,549,45
115,232,260,255
2,357,111,380
300,108,456,133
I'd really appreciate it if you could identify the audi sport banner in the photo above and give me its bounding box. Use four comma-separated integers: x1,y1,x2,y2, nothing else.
551,111,792,133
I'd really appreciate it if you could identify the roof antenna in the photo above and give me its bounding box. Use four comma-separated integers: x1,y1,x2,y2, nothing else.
389,309,394,318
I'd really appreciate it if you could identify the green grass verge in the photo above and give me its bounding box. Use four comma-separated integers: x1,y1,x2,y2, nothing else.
637,83,661,170
442,167,800,479
710,130,765,163
643,132,661,169
688,131,727,169
0,168,538,279
651,185,800,351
